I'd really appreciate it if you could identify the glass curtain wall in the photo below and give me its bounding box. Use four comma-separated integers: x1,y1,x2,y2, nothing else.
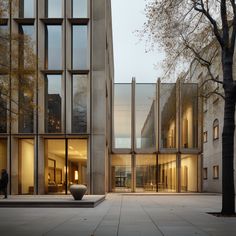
136,155,156,192
72,0,88,18
135,84,156,150
113,84,132,149
18,139,34,194
160,84,176,149
111,155,132,192
19,0,34,18
181,84,198,149
45,75,62,133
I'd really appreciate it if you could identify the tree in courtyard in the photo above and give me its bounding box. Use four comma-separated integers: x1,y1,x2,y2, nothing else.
0,0,37,131
141,0,236,215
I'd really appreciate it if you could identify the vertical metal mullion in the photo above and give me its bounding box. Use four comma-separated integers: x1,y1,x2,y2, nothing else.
65,138,68,194
131,77,135,192
34,0,39,195
9,0,12,195
177,80,181,193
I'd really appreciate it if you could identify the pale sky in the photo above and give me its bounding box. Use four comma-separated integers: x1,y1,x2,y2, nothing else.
111,0,165,83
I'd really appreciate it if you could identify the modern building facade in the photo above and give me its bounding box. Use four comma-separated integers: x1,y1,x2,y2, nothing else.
112,79,203,193
0,0,204,196
0,0,114,195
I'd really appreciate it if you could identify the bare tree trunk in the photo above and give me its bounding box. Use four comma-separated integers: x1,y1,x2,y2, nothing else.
222,57,236,214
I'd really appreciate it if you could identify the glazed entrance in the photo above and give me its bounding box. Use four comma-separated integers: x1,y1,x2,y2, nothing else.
111,154,198,193
45,139,88,194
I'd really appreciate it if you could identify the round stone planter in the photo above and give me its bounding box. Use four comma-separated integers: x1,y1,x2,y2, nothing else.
69,184,87,200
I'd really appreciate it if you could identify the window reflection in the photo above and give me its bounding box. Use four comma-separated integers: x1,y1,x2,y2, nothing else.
158,155,176,192
72,0,88,18
114,84,132,149
72,25,88,70
160,84,176,148
181,84,198,148
45,75,62,133
46,25,62,70
0,75,8,133
47,0,62,18
72,75,88,133
136,155,156,192
111,155,131,192
19,25,35,69
135,84,156,149
0,25,9,72
19,0,34,18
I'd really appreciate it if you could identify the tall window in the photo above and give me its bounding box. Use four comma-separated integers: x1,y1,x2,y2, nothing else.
72,0,88,18
72,25,88,70
47,0,63,18
45,75,62,133
18,25,35,133
0,75,8,133
46,25,62,70
213,165,219,179
19,0,34,18
72,75,89,133
213,119,219,140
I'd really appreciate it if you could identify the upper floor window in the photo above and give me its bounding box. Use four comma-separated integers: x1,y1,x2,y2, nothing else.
213,119,219,140
72,0,88,18
45,25,62,70
19,0,34,18
213,165,219,179
45,74,62,133
72,25,88,70
47,0,63,18
203,131,208,143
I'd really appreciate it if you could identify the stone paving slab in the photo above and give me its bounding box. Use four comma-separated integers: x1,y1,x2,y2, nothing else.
0,195,105,208
0,194,235,236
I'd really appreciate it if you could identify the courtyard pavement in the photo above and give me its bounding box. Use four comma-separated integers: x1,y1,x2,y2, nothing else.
0,194,236,236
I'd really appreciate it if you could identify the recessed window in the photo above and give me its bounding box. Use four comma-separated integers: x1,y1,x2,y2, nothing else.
72,74,89,133
45,75,62,133
203,168,208,180
72,0,88,18
213,119,219,140
203,131,208,143
19,0,34,18
47,0,63,18
72,25,88,70
213,165,219,179
45,25,62,70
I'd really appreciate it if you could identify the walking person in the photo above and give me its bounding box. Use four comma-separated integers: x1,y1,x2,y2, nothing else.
0,169,8,199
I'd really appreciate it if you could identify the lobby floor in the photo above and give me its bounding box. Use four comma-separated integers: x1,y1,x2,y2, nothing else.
0,194,236,236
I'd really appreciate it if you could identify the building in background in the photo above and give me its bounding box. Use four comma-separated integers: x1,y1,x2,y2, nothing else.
0,0,114,195
183,40,236,193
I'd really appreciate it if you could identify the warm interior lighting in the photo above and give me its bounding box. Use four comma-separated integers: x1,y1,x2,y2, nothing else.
74,170,79,181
